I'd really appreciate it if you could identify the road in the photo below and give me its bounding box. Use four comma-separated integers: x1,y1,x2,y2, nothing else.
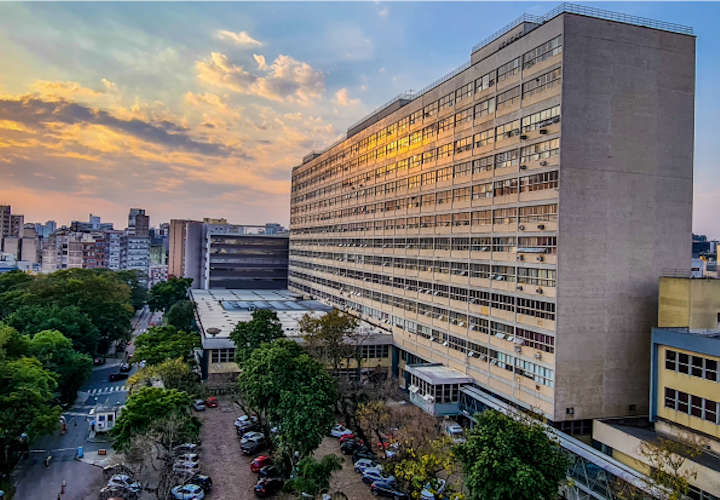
13,306,161,500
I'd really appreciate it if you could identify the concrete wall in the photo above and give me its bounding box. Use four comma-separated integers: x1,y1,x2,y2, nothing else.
556,15,695,421
658,277,720,329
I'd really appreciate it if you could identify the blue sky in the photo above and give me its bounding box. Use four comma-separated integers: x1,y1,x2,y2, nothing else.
0,2,716,237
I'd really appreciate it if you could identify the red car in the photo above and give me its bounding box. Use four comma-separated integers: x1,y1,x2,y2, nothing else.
204,397,218,408
250,455,272,473
339,433,357,444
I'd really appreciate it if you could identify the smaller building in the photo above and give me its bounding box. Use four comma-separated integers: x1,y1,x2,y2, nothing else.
405,363,473,416
149,264,168,287
90,404,123,433
0,252,18,273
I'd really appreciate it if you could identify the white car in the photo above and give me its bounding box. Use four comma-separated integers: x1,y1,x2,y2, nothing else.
106,474,141,493
240,431,264,444
172,462,200,474
421,478,447,499
444,423,466,444
192,399,205,411
173,443,200,454
353,458,381,474
330,424,353,438
384,442,399,458
362,469,395,485
171,483,205,500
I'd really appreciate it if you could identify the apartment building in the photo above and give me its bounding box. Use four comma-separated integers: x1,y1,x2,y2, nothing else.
288,6,695,426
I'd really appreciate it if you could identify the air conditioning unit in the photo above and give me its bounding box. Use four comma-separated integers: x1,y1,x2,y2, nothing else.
518,225,525,231
443,341,449,346
540,160,548,166
536,256,544,262
468,350,475,357
539,129,548,135
520,134,528,140
534,352,542,360
517,255,524,261
519,165,527,170
514,346,522,353
536,288,544,294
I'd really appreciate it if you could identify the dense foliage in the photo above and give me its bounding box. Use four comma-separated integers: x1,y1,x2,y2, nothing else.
455,410,569,500
128,357,199,394
299,308,359,371
133,325,199,366
230,309,285,363
285,455,342,496
165,299,196,333
148,277,193,312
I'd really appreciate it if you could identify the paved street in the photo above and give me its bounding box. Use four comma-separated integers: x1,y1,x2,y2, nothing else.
12,307,160,500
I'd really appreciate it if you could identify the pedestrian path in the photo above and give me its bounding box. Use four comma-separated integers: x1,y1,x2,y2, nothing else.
86,385,127,396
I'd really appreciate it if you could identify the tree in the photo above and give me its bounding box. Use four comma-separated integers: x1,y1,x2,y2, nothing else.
299,309,358,372
0,357,61,469
148,277,193,312
111,387,200,452
6,304,101,355
128,357,199,394
640,436,706,500
133,326,199,366
389,437,460,499
27,329,93,403
113,269,149,310
454,410,570,500
236,340,336,466
0,322,29,360
285,454,342,497
230,309,285,363
165,300,195,333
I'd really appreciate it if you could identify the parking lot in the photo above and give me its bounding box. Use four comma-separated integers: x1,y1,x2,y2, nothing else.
197,396,373,499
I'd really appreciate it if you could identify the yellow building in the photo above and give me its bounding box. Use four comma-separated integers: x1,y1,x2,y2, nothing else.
593,278,720,499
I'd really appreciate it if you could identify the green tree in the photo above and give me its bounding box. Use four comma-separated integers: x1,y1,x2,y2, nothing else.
127,357,199,394
0,322,29,360
0,270,34,294
640,436,706,500
0,357,62,469
6,305,101,355
299,308,358,371
28,330,93,403
111,386,200,452
133,326,199,366
455,410,569,500
113,269,149,310
165,300,196,333
148,277,193,312
389,437,460,499
285,454,342,497
230,309,284,363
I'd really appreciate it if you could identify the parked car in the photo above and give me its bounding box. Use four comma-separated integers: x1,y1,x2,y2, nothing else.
109,372,129,382
236,420,258,435
176,453,200,465
173,443,200,454
171,483,205,500
420,479,447,499
172,462,200,474
340,439,364,455
254,477,283,497
338,433,358,444
99,485,138,500
443,423,465,444
250,455,273,473
370,479,408,499
192,400,206,411
362,470,395,485
352,447,377,463
119,362,131,372
258,465,281,478
106,474,141,493
384,442,400,459
241,432,266,455
353,458,381,474
330,424,353,438
186,474,212,492
204,397,218,408
93,356,106,366
235,414,258,427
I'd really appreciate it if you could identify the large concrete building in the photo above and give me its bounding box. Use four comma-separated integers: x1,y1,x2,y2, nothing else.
288,6,695,428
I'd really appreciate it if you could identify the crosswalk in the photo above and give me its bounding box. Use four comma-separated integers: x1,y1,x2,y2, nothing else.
86,385,128,396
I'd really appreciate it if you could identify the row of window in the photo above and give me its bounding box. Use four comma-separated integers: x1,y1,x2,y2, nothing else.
291,235,556,253
290,250,556,285
293,35,563,189
409,374,461,403
293,135,560,209
210,348,236,363
665,349,719,382
664,387,719,425
288,264,556,321
290,280,555,386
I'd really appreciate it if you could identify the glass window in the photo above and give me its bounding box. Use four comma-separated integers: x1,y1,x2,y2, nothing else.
523,35,562,69
475,70,496,92
497,57,521,82
474,97,496,121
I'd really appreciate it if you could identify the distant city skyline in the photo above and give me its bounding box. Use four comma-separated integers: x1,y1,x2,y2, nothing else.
0,2,717,235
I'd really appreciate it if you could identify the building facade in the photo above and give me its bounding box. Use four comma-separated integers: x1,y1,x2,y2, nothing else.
289,10,695,425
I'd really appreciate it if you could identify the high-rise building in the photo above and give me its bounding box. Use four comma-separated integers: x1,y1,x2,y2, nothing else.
128,208,149,237
288,7,695,426
71,214,113,232
0,206,11,238
169,219,204,284
9,214,23,237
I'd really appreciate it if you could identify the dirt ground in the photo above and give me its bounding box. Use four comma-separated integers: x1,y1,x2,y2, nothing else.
197,397,373,500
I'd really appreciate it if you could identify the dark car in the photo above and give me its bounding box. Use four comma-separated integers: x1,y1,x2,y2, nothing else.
119,362,131,372
352,447,377,463
93,356,106,366
254,477,283,498
241,434,266,455
340,439,364,455
258,465,281,478
186,473,212,492
236,421,258,435
109,372,129,382
370,479,408,499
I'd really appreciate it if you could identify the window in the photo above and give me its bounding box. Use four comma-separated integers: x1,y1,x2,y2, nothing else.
422,171,436,186
518,204,557,222
523,35,562,69
474,97,496,121
437,143,453,159
520,171,559,191
495,149,519,170
494,178,519,196
422,124,436,142
497,57,521,82
453,187,471,204
522,105,561,132
398,135,410,150
520,138,560,163
438,116,454,134
455,136,473,154
474,129,494,149
493,208,517,225
436,190,451,206
516,328,555,353
523,68,562,98
472,183,493,200
408,175,421,190
472,210,492,226
455,107,473,128
439,93,454,112
454,161,472,178
453,211,471,226
409,109,423,126
678,353,690,374
211,348,237,363
517,298,555,320
473,156,494,174
397,116,409,135
437,166,452,182
475,70,496,92
497,86,521,107
423,101,438,120
496,119,521,139
518,267,556,287
410,130,422,146
456,82,474,103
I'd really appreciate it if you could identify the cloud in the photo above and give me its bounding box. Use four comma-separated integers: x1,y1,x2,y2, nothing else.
196,52,324,104
0,95,232,157
29,80,105,99
216,29,263,48
101,78,117,91
334,88,360,107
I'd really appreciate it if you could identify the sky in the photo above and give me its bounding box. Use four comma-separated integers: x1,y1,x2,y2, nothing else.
0,1,717,236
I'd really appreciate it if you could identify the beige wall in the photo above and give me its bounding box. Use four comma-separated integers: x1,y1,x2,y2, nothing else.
659,277,720,329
